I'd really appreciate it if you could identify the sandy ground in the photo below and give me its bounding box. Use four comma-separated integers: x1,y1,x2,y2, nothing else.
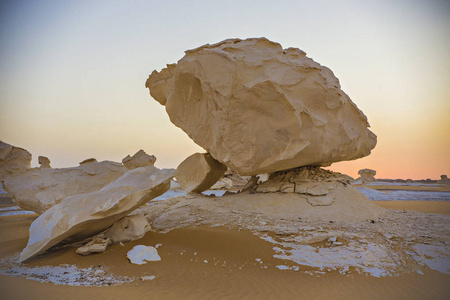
375,201,450,215
356,184,450,192
0,200,449,300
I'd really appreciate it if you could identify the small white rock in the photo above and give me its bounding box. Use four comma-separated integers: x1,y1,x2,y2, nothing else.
127,245,161,265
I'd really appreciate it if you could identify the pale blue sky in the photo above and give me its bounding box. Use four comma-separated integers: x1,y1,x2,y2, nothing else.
1,0,449,178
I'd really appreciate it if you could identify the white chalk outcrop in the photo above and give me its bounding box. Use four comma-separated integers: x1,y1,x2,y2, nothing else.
0,140,31,178
19,166,176,262
176,153,227,193
358,168,376,184
3,160,128,214
122,150,156,170
146,38,377,175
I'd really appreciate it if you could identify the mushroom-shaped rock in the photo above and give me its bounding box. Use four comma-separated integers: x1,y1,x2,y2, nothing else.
146,38,377,176
0,140,31,178
38,156,51,169
3,161,128,214
439,175,450,185
19,166,176,262
105,214,151,243
122,150,156,170
176,153,227,193
358,168,376,184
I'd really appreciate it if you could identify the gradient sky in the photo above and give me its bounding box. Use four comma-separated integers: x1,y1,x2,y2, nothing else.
0,0,449,179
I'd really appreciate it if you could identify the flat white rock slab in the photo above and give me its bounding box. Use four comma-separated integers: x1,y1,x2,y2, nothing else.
127,245,161,265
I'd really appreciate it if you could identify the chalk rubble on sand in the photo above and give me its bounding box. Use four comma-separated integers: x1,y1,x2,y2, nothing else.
127,245,161,265
122,150,156,170
176,153,227,193
146,37,377,176
357,168,376,184
3,159,127,214
254,166,355,207
0,140,31,178
19,166,176,262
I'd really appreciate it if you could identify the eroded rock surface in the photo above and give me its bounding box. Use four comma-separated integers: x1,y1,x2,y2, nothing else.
254,166,349,197
146,38,377,175
176,153,227,193
19,166,176,262
0,140,31,178
3,161,128,214
122,150,156,170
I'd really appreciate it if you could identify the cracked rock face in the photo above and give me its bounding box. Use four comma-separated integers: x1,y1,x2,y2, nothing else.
254,167,359,207
146,38,377,175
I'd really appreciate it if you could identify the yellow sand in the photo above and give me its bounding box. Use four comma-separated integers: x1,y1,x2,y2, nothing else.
0,201,449,300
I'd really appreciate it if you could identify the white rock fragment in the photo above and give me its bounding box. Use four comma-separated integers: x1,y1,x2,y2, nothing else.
141,275,156,281
176,153,227,193
127,245,161,265
76,237,112,256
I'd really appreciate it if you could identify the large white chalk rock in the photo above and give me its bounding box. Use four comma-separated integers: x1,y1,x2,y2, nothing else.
176,153,227,193
146,38,377,175
19,166,176,262
0,140,31,178
122,150,156,170
3,160,127,214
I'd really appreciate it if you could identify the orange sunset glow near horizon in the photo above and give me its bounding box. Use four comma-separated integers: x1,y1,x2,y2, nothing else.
1,0,449,180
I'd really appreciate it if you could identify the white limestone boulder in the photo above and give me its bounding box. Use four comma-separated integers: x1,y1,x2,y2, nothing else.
146,38,377,175
3,160,128,214
176,153,227,193
105,214,151,243
0,140,31,178
19,166,176,262
122,150,156,170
